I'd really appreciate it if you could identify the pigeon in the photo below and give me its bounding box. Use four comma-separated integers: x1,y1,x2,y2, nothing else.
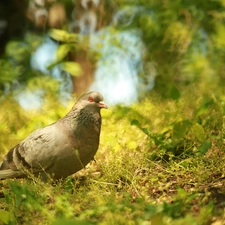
0,91,107,181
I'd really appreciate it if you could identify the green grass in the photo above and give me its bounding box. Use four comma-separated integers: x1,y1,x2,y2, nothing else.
1,84,225,225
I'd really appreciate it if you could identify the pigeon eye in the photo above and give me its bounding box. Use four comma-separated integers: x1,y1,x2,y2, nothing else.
88,96,94,102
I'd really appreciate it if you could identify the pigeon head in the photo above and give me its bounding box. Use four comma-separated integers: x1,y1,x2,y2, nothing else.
78,91,108,110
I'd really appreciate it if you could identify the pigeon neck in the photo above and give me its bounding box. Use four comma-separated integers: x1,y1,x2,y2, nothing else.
65,105,101,126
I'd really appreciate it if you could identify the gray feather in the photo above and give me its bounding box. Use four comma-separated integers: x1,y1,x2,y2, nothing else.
0,91,107,181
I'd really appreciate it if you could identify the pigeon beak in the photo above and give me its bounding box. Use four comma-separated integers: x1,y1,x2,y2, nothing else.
99,101,108,109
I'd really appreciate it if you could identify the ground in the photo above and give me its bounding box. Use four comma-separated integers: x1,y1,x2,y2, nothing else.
0,85,225,225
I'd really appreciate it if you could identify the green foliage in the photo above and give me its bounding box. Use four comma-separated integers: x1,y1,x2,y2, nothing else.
0,34,42,87
0,29,81,94
197,140,212,156
4,181,42,211
0,210,10,224
115,0,225,95
59,62,82,77
170,86,181,100
48,29,78,43
47,30,82,76
0,60,21,84
1,0,225,100
1,1,225,225
2,82,225,224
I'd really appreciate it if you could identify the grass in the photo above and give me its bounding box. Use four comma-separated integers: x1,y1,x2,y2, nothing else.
1,84,225,224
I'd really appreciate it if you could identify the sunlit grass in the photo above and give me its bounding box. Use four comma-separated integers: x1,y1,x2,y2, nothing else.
0,83,225,224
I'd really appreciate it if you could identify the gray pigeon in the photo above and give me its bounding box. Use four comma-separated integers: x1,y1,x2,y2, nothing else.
0,91,107,181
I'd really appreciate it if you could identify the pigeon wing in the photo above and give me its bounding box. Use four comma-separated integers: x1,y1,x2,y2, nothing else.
2,124,66,174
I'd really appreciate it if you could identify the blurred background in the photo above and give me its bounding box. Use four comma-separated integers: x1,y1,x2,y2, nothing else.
0,0,225,109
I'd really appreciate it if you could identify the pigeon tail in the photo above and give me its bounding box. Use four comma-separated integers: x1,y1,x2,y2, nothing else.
0,169,23,180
